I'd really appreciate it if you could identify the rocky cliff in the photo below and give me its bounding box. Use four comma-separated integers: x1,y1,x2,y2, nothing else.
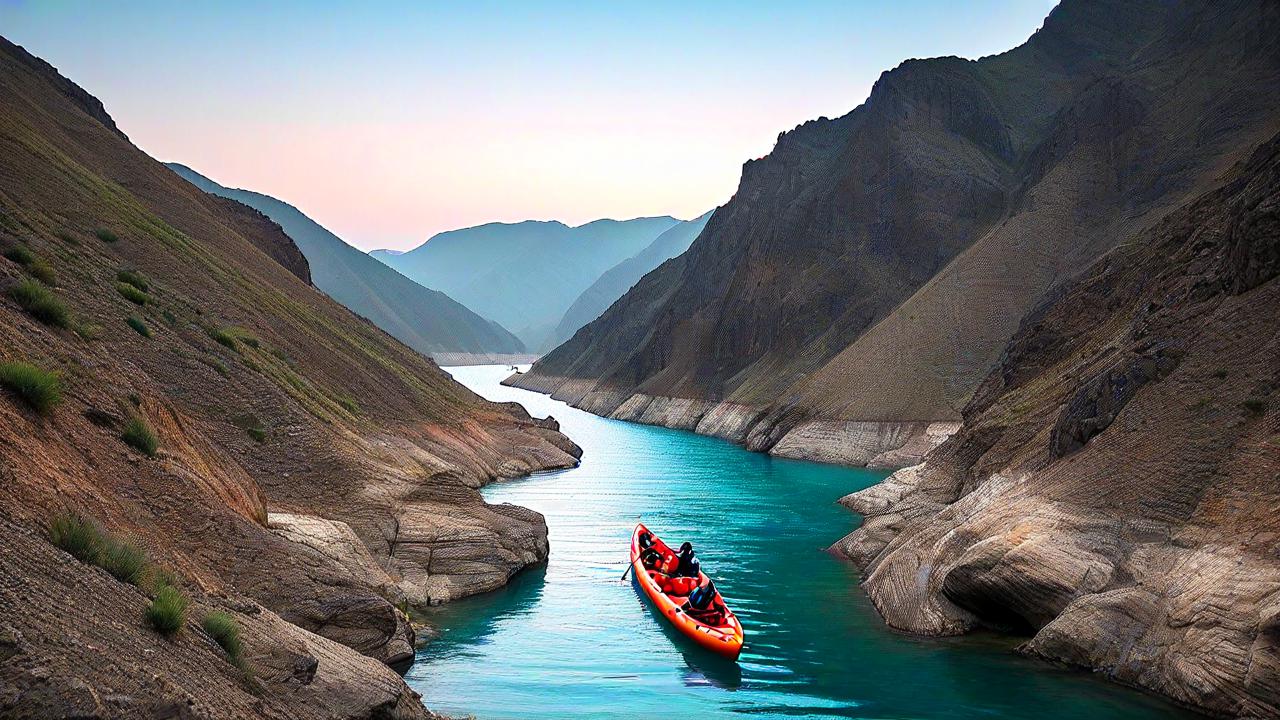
512,0,1280,469
0,35,578,718
835,130,1280,718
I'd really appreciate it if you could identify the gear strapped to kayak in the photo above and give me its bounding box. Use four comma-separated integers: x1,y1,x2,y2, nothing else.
629,523,744,660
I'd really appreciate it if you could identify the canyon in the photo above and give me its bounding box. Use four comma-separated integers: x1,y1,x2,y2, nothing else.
512,0,1280,470
509,0,1280,715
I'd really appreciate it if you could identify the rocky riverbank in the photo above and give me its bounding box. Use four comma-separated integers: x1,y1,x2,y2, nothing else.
505,372,955,469
833,132,1280,718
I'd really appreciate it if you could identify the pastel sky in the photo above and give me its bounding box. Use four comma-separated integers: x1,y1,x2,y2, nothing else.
1,1,1057,251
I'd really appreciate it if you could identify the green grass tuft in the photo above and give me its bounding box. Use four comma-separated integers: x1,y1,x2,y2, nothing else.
9,279,70,327
4,246,56,285
56,231,80,246
201,357,229,377
98,537,148,586
3,245,35,265
28,259,56,286
115,269,151,292
49,512,102,563
246,426,266,442
75,322,102,341
145,584,188,637
337,395,360,415
1243,399,1267,417
209,327,238,350
201,611,244,663
95,228,118,243
126,316,152,338
0,361,62,413
115,282,151,305
121,415,159,457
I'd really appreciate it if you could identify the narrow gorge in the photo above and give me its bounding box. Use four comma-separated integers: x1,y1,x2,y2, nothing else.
507,0,1280,715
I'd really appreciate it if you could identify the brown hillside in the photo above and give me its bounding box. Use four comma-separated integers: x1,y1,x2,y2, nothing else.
0,35,577,718
835,130,1280,717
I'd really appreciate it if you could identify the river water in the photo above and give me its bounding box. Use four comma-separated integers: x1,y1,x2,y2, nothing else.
406,365,1192,719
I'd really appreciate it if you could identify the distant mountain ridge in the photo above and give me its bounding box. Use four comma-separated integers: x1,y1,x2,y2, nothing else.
551,210,713,347
372,215,679,350
166,163,526,360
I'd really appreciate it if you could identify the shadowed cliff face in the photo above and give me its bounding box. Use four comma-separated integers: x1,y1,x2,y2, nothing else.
515,0,1280,467
0,35,577,718
834,133,1280,717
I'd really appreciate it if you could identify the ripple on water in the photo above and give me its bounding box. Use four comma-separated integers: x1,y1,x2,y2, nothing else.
406,366,1197,720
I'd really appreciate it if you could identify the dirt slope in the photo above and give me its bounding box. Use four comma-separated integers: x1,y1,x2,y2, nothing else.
0,35,578,717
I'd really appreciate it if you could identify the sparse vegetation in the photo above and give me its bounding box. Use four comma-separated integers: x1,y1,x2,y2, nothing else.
95,228,118,243
115,269,151,292
162,309,177,325
9,279,70,327
116,281,151,305
0,361,63,413
75,322,102,340
145,583,188,637
246,426,266,442
201,357,229,377
1212,369,1229,380
126,315,151,337
49,512,101,563
209,327,238,350
56,231,80,246
337,395,360,415
49,512,148,586
3,245,35,265
98,537,148,586
202,611,244,664
121,415,159,456
1243,399,1267,417
27,259,56,286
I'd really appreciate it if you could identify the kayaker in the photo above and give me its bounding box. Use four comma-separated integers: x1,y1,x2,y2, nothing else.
688,579,716,610
675,542,701,578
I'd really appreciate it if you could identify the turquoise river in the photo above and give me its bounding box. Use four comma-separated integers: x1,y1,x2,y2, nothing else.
406,365,1194,719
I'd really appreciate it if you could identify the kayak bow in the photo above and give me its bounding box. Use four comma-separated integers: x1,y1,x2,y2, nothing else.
630,523,744,660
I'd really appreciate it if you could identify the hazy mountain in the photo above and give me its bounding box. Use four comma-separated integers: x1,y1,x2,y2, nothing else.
167,163,526,360
372,216,678,350
551,210,712,347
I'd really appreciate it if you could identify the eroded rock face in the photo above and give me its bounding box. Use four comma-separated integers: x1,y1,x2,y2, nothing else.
0,520,438,720
832,133,1280,717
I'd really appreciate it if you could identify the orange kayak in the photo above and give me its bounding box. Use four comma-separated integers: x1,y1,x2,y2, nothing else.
630,523,744,660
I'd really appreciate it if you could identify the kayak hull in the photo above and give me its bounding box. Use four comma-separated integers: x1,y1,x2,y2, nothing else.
630,523,744,660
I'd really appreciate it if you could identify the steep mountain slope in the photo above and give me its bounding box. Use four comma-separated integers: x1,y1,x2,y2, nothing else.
835,131,1280,718
551,210,713,347
0,35,577,718
514,0,1280,467
165,163,527,361
373,216,678,349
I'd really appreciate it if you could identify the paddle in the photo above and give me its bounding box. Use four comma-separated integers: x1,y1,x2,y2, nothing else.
621,562,633,581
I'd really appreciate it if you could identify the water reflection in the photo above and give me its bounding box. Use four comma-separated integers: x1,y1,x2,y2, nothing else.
407,366,1195,720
